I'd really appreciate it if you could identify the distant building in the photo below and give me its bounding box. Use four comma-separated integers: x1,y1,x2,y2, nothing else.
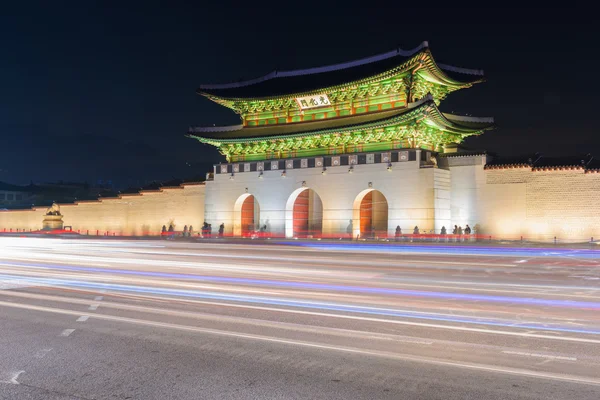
0,181,35,208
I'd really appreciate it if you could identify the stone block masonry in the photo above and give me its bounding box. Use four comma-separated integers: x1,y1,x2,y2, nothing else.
0,183,205,236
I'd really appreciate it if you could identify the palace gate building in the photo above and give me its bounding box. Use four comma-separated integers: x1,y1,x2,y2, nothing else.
189,42,495,238
3,42,600,241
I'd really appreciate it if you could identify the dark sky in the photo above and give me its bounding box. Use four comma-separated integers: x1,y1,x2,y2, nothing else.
1,3,597,187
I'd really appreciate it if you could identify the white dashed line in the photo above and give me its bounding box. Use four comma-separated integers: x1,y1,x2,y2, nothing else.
76,315,89,322
34,348,53,359
60,329,75,337
88,304,99,311
502,350,577,361
10,371,24,385
94,296,104,301
0,371,25,385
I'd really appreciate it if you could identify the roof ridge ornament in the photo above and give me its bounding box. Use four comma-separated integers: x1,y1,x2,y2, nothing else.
408,94,434,108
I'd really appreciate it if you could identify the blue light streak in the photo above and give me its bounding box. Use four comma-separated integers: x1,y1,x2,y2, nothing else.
1,261,599,310
1,273,599,336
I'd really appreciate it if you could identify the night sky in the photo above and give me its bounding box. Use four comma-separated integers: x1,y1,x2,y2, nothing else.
1,4,597,188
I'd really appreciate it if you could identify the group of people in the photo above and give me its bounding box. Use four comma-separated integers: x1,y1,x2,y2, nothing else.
201,222,225,238
161,224,195,237
393,224,473,237
160,222,226,238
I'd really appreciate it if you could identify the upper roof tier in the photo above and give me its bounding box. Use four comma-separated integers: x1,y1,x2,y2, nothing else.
197,42,484,101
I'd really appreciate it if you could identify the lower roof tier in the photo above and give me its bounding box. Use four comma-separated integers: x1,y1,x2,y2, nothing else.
187,97,493,162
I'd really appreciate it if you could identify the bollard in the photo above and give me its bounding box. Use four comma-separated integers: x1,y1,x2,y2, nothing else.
554,236,557,245
520,236,523,242
96,230,99,236
489,235,491,242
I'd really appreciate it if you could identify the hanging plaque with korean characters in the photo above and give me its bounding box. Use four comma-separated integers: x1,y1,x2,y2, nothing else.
295,94,331,110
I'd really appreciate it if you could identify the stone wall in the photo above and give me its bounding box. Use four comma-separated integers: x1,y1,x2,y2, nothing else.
481,167,600,241
0,183,205,236
447,155,487,231
4,158,599,242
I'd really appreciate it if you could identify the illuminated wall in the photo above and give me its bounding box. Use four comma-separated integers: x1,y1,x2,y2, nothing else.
4,157,599,242
480,168,600,241
0,183,205,236
204,150,438,238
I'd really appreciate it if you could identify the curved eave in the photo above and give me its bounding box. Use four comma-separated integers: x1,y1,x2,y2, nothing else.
187,99,492,145
197,48,484,104
418,49,485,88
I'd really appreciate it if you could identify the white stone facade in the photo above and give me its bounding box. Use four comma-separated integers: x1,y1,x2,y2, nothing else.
204,150,472,238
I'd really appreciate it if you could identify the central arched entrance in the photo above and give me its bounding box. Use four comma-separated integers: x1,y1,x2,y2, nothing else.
233,194,260,237
353,189,388,239
285,188,323,238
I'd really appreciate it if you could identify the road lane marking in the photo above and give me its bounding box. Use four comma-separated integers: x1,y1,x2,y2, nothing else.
502,350,577,361
0,370,25,385
88,304,99,310
34,349,53,359
94,296,104,301
60,329,75,337
77,315,89,322
1,300,598,386
10,371,24,384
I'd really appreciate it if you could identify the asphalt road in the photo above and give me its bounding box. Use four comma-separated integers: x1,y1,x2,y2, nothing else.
1,237,600,399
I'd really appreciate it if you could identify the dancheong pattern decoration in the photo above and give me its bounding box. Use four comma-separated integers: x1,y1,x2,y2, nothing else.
187,42,493,162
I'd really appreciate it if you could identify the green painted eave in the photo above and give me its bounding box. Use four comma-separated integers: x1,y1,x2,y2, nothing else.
187,98,493,147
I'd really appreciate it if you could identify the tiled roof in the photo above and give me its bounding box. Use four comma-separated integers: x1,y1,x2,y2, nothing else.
485,154,600,171
189,107,409,140
197,42,483,99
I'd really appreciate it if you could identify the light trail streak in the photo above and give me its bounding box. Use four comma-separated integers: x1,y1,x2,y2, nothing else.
2,273,600,335
285,242,600,259
2,261,599,310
